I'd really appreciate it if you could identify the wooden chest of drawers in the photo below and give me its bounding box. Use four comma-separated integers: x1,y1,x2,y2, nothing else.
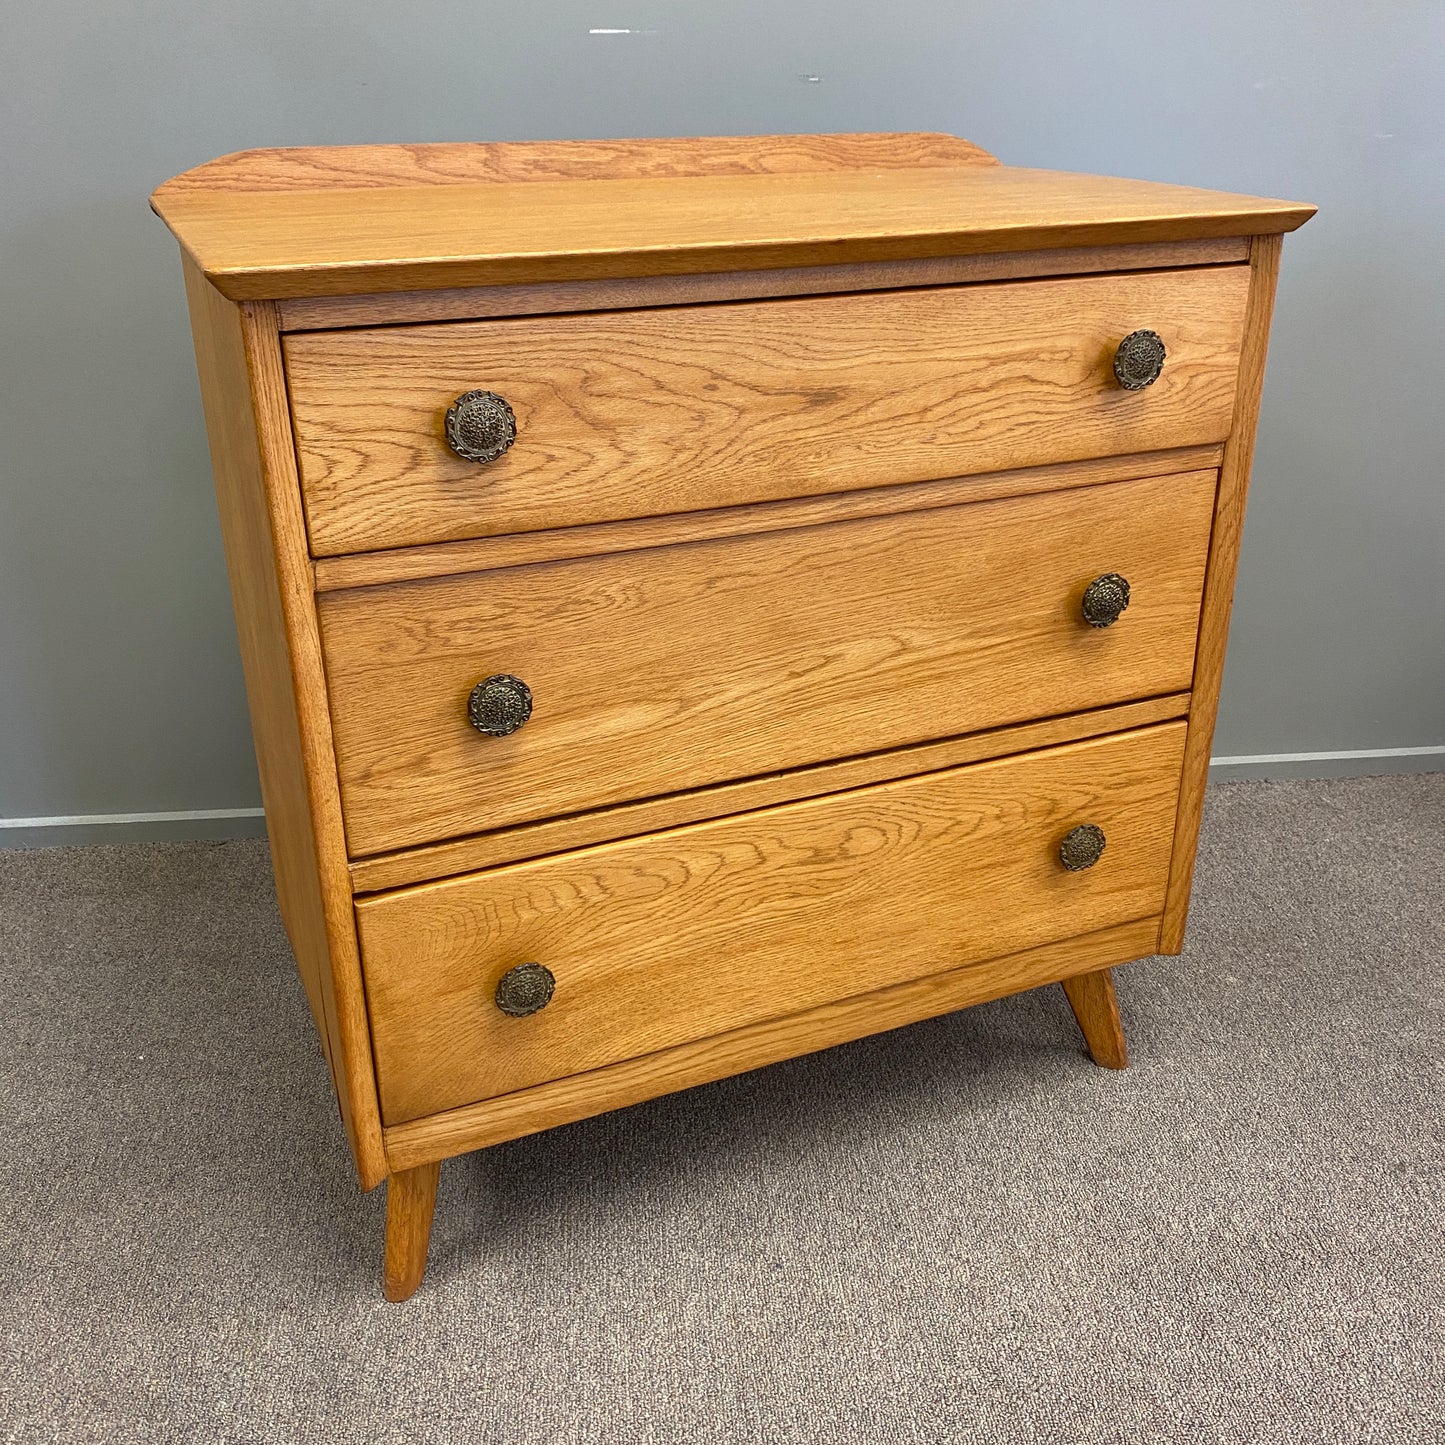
152,132,1313,1300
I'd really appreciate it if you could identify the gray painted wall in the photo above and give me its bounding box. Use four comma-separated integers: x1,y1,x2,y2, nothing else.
2,2,1442,845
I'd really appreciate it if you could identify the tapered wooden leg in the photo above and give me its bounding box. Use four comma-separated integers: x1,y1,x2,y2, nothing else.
383,1161,440,1302
1061,967,1128,1070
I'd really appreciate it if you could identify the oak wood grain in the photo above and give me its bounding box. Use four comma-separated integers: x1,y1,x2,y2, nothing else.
312,446,1224,594
156,132,1000,194
382,914,1164,1169
155,131,1315,1304
152,158,1314,301
1061,967,1128,1069
1160,234,1284,953
358,723,1186,1123
277,240,1249,332
320,471,1215,857
180,256,386,1188
287,267,1248,554
347,693,1191,894
382,1161,440,1302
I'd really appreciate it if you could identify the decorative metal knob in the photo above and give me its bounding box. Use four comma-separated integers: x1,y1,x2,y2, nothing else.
1081,572,1131,628
495,963,555,1018
467,674,532,736
444,389,517,464
1112,330,1166,390
1060,824,1107,872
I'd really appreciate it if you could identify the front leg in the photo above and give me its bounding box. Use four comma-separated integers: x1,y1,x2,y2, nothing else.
383,1161,440,1301
1060,966,1128,1070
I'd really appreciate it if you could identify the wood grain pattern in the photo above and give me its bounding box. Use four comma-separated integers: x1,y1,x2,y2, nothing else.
277,240,1250,332
152,159,1314,302
155,132,1000,194
180,256,386,1189
381,914,1162,1170
312,447,1224,594
1061,967,1128,1069
347,694,1191,894
287,267,1248,555
382,1161,440,1302
321,471,1216,857
358,723,1186,1124
1160,234,1284,954
157,132,1314,1302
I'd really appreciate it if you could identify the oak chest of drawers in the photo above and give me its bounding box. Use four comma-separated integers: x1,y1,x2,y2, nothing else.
152,132,1313,1300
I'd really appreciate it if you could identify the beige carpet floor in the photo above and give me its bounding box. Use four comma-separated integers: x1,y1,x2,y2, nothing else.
2,774,1442,1443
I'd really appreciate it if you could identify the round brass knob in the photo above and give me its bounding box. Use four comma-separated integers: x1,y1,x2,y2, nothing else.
467,674,532,736
1081,572,1131,628
444,389,517,463
495,963,555,1018
1112,330,1166,390
1060,824,1106,872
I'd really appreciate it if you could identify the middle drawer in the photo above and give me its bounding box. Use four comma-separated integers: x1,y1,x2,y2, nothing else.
319,469,1215,857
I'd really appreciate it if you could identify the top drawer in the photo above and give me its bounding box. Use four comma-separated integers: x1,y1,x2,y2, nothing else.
285,267,1249,556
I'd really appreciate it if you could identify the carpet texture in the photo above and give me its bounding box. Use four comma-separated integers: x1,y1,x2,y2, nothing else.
1,775,1442,1444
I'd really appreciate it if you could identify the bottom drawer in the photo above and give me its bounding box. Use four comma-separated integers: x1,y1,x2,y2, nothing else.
357,721,1187,1124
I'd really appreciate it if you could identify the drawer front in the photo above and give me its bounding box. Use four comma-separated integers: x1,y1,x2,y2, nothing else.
286,267,1248,555
357,721,1186,1124
320,470,1214,856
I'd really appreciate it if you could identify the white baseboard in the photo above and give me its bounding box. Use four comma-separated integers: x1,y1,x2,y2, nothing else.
3,746,1442,847
0,807,266,848
1,807,265,828
1208,745,1445,780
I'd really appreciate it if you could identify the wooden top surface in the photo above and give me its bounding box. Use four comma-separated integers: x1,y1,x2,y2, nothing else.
152,132,1314,301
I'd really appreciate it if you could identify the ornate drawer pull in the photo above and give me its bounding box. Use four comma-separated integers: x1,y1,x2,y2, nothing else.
495,963,555,1017
1112,330,1166,390
1081,572,1131,628
444,389,517,463
467,674,532,737
1060,824,1106,872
